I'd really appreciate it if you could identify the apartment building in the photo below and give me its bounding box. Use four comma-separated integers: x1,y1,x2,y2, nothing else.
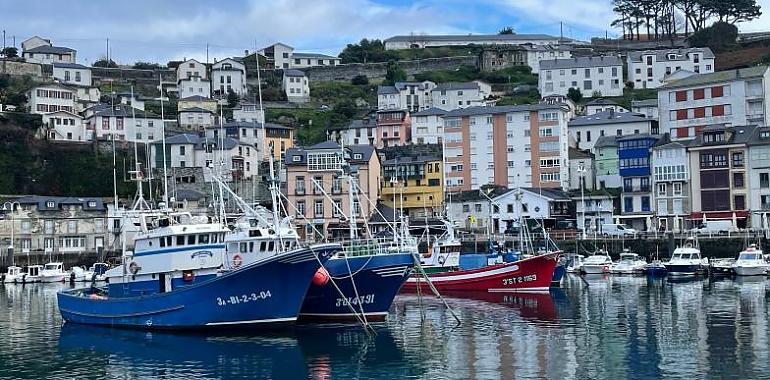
377,81,437,112
539,56,624,97
28,84,75,115
376,110,411,147
211,58,247,97
85,104,162,143
687,125,752,229
380,155,444,218
328,113,377,146
593,136,621,188
411,107,447,144
284,142,379,241
617,134,662,231
205,121,294,161
651,136,692,232
569,109,656,151
151,133,259,182
627,48,715,89
747,126,770,229
431,81,492,110
658,66,770,140
442,104,570,192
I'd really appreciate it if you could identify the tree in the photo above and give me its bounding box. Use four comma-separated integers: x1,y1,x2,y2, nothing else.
498,27,515,35
333,100,357,119
93,58,118,68
384,61,407,85
351,74,369,85
688,21,738,52
338,38,399,64
567,87,583,103
226,88,239,109
711,0,761,24
1,47,18,58
591,90,603,98
133,61,164,70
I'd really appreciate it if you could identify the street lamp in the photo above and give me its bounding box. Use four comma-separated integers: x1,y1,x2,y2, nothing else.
2,201,20,266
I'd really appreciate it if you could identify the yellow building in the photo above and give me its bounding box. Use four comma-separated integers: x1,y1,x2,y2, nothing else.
263,122,294,162
381,156,444,218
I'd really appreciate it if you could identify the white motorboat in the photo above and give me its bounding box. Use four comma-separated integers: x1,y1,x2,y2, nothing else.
39,262,67,283
3,266,23,283
732,245,768,276
610,250,647,275
582,251,613,274
565,253,585,273
68,266,89,282
665,246,703,276
24,265,43,283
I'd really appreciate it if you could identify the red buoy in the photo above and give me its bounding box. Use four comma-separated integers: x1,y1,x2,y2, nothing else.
312,267,330,286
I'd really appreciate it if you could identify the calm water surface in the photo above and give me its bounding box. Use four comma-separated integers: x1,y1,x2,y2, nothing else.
1,275,770,379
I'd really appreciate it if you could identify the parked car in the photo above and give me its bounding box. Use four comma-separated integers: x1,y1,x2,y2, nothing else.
690,220,736,235
601,223,638,237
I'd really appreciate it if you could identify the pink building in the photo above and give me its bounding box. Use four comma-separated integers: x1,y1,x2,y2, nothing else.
376,110,410,147
284,141,381,241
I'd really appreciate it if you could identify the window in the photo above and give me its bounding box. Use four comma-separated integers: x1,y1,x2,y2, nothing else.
641,196,651,212
314,200,324,217
67,220,77,233
624,197,633,212
761,173,770,188
732,152,744,167
733,172,745,188
475,204,482,212
675,91,687,102
463,204,470,212
295,176,305,194
657,183,666,196
735,195,746,210
297,201,305,216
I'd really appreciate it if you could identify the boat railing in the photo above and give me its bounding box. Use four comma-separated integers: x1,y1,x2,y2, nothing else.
338,237,417,258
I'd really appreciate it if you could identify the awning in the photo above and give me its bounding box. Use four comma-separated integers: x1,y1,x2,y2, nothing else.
689,211,749,220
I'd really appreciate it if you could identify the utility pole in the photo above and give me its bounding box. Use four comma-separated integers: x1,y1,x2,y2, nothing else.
106,37,110,62
3,30,6,51
560,22,563,40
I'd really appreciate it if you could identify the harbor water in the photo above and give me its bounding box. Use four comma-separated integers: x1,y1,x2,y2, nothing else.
2,275,770,379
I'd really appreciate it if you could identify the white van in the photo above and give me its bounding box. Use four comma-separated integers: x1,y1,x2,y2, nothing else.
601,223,638,237
690,220,736,235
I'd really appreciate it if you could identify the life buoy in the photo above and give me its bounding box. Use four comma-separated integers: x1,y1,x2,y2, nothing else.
183,270,194,282
129,262,140,275
603,265,609,273
232,254,243,268
312,267,330,286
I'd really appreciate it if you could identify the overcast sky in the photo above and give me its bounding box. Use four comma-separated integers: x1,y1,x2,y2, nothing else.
2,0,770,65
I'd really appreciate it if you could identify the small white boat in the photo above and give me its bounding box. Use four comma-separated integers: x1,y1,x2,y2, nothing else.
566,253,585,273
610,250,647,275
3,266,24,283
39,262,67,283
68,266,89,282
24,265,43,283
732,245,768,276
582,251,613,274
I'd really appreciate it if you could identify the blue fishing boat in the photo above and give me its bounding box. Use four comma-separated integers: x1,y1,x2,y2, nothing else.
643,260,668,276
300,247,414,321
57,211,338,329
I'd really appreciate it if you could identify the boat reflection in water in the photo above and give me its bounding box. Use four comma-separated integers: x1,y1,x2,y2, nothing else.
58,323,415,380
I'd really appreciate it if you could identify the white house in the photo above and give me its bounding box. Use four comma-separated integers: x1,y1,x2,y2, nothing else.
383,33,572,50
28,84,75,114
211,58,247,97
328,114,378,146
176,59,210,99
178,107,215,131
52,63,92,86
290,52,341,68
651,137,691,232
523,44,572,73
627,48,715,89
568,110,656,151
260,43,294,69
657,66,770,140
22,36,76,64
568,147,595,191
85,104,161,143
377,81,437,112
430,81,492,110
539,56,624,98
411,107,447,144
68,85,101,112
573,193,615,234
176,59,208,81
151,133,259,182
232,102,265,124
584,98,628,115
41,111,88,142
283,69,310,103
631,99,659,119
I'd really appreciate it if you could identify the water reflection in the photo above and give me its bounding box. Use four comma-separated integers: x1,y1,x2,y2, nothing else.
3,276,770,379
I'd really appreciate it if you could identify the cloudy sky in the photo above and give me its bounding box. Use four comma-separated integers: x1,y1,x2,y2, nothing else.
2,0,770,65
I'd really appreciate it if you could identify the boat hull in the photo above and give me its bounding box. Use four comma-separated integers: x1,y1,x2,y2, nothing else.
664,264,701,276
582,264,611,275
299,253,414,322
551,264,566,286
57,246,336,329
733,265,767,276
402,252,559,293
710,265,735,276
40,274,66,283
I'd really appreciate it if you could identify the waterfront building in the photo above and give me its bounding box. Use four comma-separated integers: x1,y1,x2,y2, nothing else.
376,110,411,147
232,102,265,124
617,134,662,231
567,147,595,191
657,66,770,140
21,36,76,65
593,135,621,189
747,126,770,230
627,48,715,89
151,133,259,183
284,142,380,241
539,56,624,98
380,155,444,219
631,99,659,120
377,81,436,112
687,125,752,229
584,98,627,115
569,109,656,151
211,58,247,98
0,196,108,257
410,107,447,144
442,104,570,192
177,107,215,132
52,63,92,86
85,104,161,143
651,135,692,232
204,121,294,162
283,69,310,103
573,191,616,233
383,33,570,50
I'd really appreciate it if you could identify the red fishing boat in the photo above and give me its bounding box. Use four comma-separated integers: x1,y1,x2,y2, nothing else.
402,251,560,293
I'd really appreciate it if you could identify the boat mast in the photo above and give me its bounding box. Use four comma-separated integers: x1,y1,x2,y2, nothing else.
158,73,169,209
255,48,282,240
